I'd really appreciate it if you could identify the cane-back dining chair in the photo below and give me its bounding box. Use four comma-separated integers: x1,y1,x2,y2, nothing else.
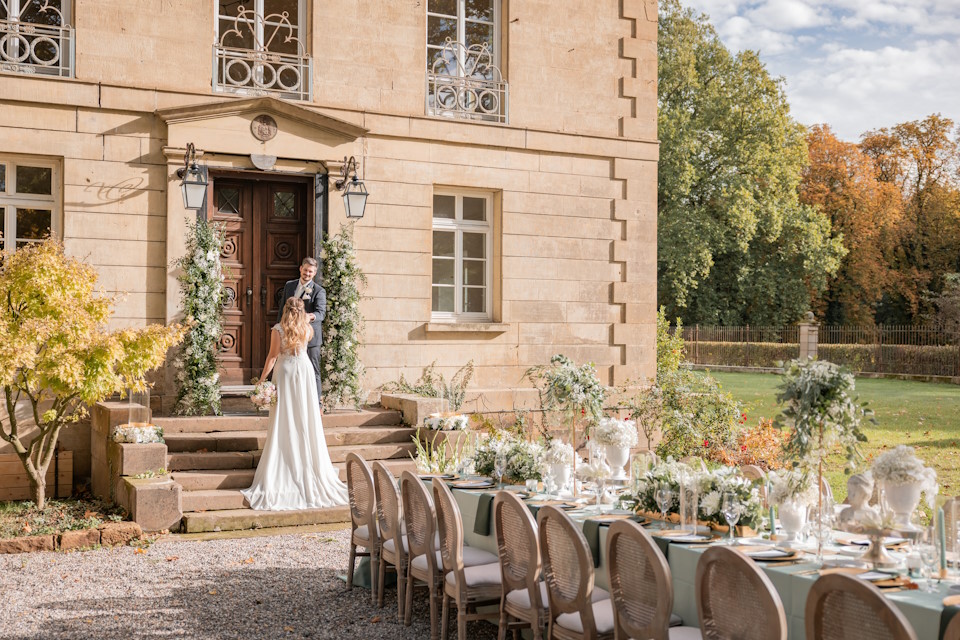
538,506,614,640
494,490,546,639
606,519,701,640
433,479,501,640
943,609,960,640
695,546,787,640
400,470,443,640
372,461,405,620
805,573,917,640
345,452,378,603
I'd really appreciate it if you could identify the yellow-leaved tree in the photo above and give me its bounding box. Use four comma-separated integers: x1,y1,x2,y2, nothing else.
0,240,185,508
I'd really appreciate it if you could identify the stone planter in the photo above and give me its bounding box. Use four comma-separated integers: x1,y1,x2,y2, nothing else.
603,444,630,480
547,463,572,489
883,481,923,531
778,501,808,542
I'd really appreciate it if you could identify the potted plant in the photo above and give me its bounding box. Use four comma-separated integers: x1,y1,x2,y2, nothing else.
592,417,638,480
871,445,938,530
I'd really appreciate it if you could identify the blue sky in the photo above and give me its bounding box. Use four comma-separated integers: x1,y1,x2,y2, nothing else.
680,0,960,141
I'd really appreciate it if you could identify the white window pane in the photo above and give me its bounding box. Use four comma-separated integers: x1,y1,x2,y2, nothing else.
0,165,5,192
463,287,486,313
433,230,455,257
433,286,455,313
462,232,485,259
265,0,299,23
219,17,256,49
463,259,485,286
20,0,63,26
433,258,455,285
465,21,493,51
16,208,52,240
427,15,458,47
433,195,455,219
466,0,494,22
463,197,486,221
428,0,457,17
16,166,52,195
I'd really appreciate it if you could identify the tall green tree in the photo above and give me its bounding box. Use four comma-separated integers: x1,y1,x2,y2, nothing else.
657,0,844,325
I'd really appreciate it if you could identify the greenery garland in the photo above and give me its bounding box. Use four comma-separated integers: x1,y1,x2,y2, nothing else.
320,224,367,409
172,217,226,416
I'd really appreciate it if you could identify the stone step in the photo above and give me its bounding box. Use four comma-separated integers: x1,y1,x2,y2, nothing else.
182,489,249,512
167,443,417,471
154,407,403,434
164,427,418,453
171,458,418,492
181,506,351,533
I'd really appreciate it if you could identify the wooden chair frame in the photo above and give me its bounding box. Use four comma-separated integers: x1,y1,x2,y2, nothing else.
401,470,442,640
345,452,378,604
804,573,917,640
373,461,405,622
607,519,675,640
494,490,545,640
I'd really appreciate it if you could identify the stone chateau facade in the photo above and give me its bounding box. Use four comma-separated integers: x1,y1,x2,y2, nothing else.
0,0,658,474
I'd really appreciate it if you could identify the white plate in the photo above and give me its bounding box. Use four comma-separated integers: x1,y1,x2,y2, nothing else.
744,548,793,559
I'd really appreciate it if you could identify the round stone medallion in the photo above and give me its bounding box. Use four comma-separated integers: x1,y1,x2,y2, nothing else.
251,114,278,142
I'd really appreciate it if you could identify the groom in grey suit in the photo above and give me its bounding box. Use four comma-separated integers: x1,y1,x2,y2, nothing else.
278,257,326,405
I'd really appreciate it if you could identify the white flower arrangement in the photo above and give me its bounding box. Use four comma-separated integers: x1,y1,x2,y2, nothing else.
112,424,164,444
767,468,818,506
576,459,612,482
592,417,639,449
871,445,938,505
543,439,576,465
423,413,469,431
474,430,545,482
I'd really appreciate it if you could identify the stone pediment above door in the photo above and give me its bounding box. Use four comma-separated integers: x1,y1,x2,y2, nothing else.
156,96,368,161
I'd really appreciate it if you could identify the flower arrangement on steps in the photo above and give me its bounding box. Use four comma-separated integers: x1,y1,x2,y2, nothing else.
172,217,226,416
320,224,367,409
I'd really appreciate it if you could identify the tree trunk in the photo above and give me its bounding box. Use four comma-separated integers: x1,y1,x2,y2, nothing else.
31,475,46,509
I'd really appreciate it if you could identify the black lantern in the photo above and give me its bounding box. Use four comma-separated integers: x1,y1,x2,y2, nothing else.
335,156,368,219
176,143,207,211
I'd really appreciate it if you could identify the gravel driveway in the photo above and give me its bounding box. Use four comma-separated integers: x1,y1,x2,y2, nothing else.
0,527,500,640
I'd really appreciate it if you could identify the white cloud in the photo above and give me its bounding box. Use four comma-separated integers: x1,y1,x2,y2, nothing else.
746,0,828,31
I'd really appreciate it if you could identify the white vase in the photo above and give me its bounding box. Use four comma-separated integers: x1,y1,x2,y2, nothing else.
778,501,808,542
604,445,630,480
549,463,571,489
883,481,923,531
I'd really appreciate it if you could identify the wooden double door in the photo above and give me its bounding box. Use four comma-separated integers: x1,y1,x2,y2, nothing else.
211,173,314,385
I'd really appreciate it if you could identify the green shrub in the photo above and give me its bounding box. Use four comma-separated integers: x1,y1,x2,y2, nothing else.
656,368,745,461
685,341,799,367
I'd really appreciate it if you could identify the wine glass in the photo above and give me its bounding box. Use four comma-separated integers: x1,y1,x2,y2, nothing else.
917,527,940,593
721,492,742,545
655,483,674,529
493,449,507,490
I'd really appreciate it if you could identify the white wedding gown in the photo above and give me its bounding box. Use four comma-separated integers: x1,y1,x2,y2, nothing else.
242,327,348,510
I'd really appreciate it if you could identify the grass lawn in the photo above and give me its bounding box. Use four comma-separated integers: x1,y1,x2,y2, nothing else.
709,371,960,508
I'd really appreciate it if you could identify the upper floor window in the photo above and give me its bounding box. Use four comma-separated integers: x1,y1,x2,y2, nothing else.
426,0,508,124
0,0,74,78
214,0,311,101
0,156,60,254
432,191,493,322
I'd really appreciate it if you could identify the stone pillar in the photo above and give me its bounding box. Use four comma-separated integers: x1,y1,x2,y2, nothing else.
798,312,819,361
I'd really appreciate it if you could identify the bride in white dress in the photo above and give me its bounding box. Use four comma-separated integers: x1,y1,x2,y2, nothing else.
242,297,348,510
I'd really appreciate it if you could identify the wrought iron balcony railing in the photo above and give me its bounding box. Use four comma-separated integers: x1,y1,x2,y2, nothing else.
213,44,313,102
426,39,508,124
0,17,74,77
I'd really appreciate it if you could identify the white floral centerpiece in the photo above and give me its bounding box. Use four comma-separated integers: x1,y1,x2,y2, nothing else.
112,424,164,444
423,413,469,431
593,417,638,479
767,468,819,506
872,445,938,529
474,430,545,482
576,459,612,482
543,439,576,465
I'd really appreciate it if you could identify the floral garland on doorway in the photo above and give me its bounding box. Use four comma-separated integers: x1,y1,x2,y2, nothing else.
172,217,226,416
320,223,367,409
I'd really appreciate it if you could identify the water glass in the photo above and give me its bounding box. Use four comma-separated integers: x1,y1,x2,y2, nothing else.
493,451,507,489
722,492,741,544
917,527,941,593
655,483,674,529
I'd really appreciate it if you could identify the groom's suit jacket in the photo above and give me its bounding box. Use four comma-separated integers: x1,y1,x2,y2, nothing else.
278,279,326,348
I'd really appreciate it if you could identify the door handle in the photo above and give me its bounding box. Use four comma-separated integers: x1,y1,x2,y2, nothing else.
261,287,267,306
246,287,253,305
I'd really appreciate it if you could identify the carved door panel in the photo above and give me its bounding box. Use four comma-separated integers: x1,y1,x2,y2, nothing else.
212,175,311,385
255,181,310,367
211,181,254,385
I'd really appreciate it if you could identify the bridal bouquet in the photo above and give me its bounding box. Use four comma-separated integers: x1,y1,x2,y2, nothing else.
250,378,278,411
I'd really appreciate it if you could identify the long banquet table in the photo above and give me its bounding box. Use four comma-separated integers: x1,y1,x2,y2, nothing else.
448,486,954,640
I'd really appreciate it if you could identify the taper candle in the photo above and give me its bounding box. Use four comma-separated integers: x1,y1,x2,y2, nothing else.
938,507,947,577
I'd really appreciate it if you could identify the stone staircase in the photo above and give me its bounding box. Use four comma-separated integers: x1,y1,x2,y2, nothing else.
153,407,418,533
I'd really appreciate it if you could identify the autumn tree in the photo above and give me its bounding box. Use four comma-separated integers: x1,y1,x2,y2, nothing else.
0,241,185,508
657,0,844,325
800,125,904,323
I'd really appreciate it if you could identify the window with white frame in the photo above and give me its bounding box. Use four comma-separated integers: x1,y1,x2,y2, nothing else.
214,0,311,101
0,157,60,253
426,0,507,123
0,0,74,78
431,191,493,321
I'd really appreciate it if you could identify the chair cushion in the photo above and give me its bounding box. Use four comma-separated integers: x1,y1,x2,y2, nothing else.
670,613,683,627
507,583,609,611
353,523,379,543
411,545,499,573
669,626,703,640
555,598,615,635
383,533,440,555
445,562,502,587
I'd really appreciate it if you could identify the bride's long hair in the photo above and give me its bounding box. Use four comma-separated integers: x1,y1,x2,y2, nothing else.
279,297,314,353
